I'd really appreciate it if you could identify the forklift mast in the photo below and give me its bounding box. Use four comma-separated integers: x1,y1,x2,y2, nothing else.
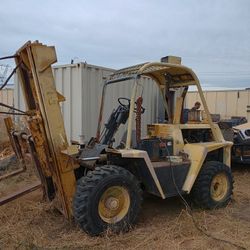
5,41,76,218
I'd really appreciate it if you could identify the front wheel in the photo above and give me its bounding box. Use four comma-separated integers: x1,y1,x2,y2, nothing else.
73,165,142,235
191,161,233,209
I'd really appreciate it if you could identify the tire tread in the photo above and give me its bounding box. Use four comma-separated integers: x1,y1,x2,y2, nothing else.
191,161,234,209
73,165,142,235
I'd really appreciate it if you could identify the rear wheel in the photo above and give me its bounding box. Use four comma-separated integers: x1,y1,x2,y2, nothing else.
191,161,233,209
73,165,142,235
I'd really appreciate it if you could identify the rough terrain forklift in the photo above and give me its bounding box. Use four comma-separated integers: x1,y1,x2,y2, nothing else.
0,41,233,236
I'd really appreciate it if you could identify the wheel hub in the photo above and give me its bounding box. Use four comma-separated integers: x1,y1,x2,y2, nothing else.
210,173,229,201
98,186,130,223
105,197,119,210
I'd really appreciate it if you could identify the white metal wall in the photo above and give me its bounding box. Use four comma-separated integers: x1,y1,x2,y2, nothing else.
14,63,159,144
0,88,13,111
0,88,14,143
186,90,250,120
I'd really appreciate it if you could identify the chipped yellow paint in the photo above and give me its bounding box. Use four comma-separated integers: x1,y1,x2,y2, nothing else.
15,41,76,218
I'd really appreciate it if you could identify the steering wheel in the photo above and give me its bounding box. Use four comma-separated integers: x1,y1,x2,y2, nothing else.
118,97,131,110
118,97,145,113
118,97,130,110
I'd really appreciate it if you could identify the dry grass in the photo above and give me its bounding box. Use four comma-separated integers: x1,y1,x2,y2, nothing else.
0,163,250,250
0,142,13,160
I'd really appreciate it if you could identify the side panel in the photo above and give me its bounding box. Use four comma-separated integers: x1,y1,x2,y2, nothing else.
109,157,162,198
109,152,190,198
154,163,190,197
182,142,232,193
182,144,207,192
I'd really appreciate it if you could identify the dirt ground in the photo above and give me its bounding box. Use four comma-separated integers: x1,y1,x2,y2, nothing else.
0,156,250,250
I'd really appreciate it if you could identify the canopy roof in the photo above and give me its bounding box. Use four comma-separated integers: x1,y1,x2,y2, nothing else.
107,62,199,88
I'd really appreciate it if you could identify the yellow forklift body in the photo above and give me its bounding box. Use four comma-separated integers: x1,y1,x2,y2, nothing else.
1,42,233,228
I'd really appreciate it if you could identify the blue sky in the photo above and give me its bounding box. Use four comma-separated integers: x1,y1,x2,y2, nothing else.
0,0,249,89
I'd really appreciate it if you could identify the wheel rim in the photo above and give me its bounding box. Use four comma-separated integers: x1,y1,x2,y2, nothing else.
210,173,229,201
98,186,130,223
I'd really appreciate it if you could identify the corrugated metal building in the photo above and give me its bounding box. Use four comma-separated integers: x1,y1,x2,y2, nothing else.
14,63,160,144
0,88,14,111
185,89,250,121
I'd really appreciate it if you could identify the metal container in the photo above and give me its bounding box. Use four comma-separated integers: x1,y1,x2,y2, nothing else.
0,88,13,111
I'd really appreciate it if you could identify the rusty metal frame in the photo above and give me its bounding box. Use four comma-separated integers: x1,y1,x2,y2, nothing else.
0,117,42,205
0,181,41,206
0,167,26,182
0,118,27,181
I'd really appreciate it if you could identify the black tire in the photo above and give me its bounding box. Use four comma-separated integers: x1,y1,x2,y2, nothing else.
73,165,143,236
191,161,233,209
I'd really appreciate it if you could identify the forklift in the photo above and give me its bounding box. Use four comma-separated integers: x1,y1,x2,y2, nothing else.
0,41,233,236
